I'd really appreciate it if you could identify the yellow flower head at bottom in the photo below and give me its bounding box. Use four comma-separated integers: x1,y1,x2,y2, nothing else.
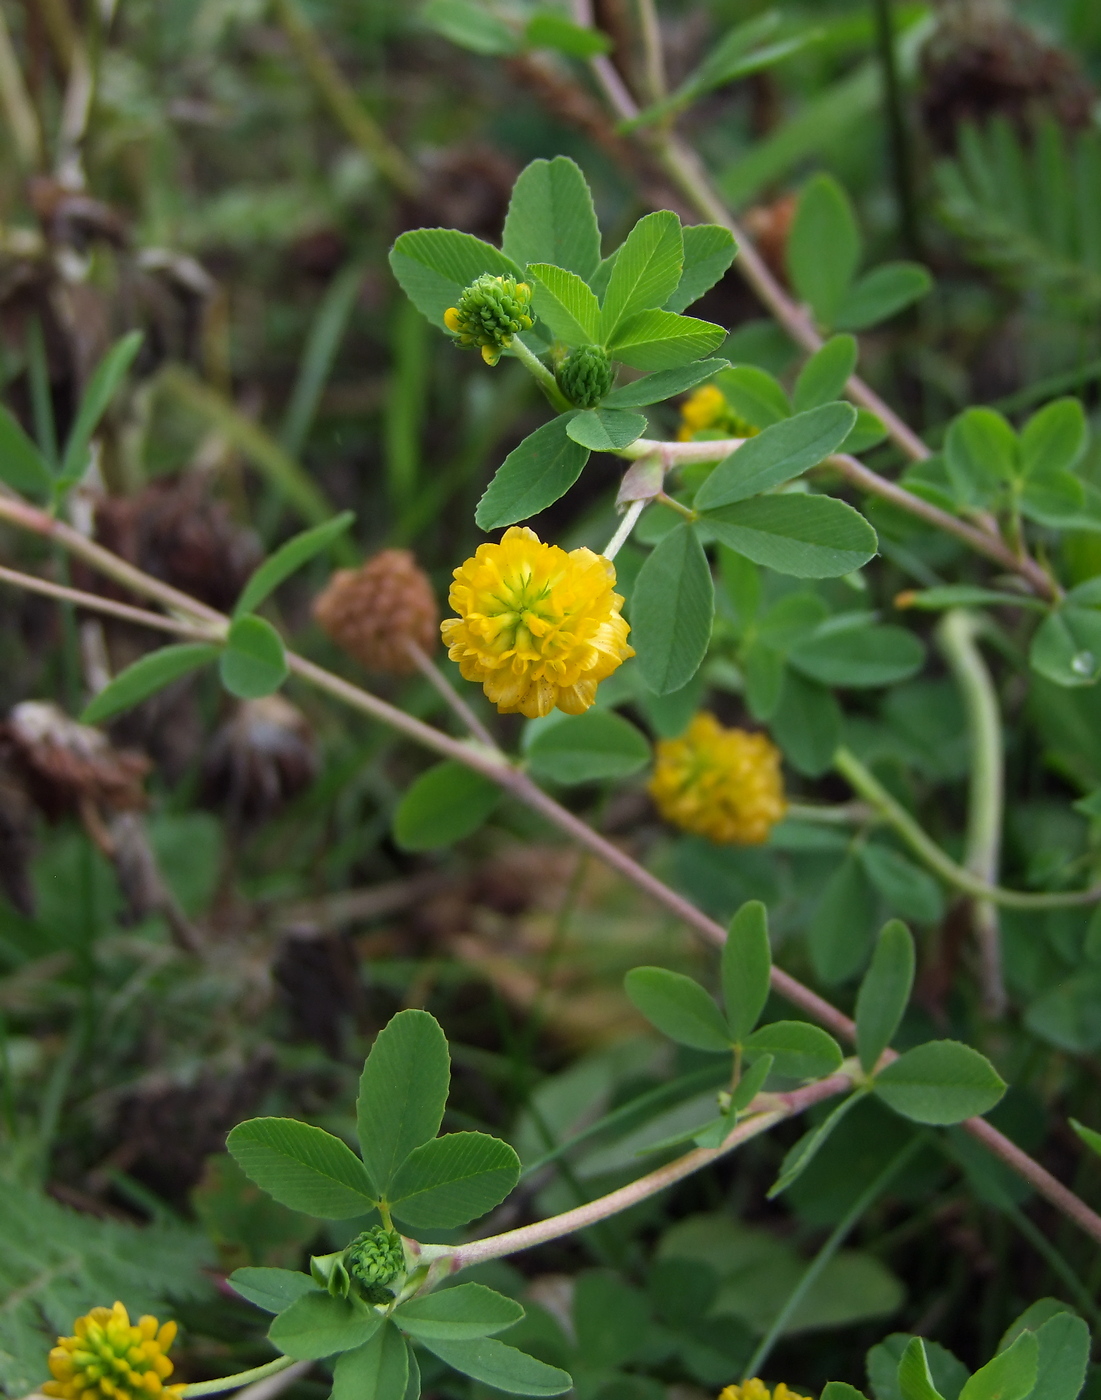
44,1302,184,1400
441,526,634,718
649,713,786,845
719,1383,811,1400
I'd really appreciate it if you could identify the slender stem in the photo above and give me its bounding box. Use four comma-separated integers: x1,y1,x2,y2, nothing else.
508,337,573,413
621,435,745,463
632,0,667,104
870,0,921,256
938,610,1006,1016
784,800,877,825
742,1135,925,1379
656,490,695,519
1,508,1100,1247
183,1358,300,1397
270,0,417,195
0,4,42,169
0,563,224,641
1001,1198,1101,1329
454,1073,852,1268
405,640,499,749
827,454,1060,602
834,747,1101,910
0,493,225,624
603,499,646,561
612,437,1059,601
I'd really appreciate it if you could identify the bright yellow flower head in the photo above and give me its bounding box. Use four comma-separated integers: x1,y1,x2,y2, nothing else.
441,526,634,718
677,384,760,442
44,1303,184,1400
719,1382,811,1400
649,713,786,845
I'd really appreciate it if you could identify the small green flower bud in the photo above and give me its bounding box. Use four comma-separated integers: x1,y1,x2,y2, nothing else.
444,274,534,365
344,1227,406,1303
556,345,613,408
310,1251,352,1299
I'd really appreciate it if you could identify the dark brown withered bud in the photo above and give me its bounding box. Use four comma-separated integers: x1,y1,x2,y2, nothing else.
919,8,1094,154
92,474,261,613
202,695,318,825
2,701,150,820
313,550,438,676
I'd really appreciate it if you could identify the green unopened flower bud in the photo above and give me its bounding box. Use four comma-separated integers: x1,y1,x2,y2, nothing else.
310,1251,352,1299
556,345,613,408
344,1227,406,1303
444,274,534,366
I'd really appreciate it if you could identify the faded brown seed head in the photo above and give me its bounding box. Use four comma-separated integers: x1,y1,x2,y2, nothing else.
312,550,438,676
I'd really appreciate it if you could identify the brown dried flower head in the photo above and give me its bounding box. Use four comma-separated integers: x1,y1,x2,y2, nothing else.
3,701,150,819
313,550,438,676
203,695,318,824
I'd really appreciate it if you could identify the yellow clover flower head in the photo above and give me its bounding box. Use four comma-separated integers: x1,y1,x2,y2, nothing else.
719,1382,811,1400
443,273,534,365
441,526,634,718
649,713,786,845
44,1302,184,1400
677,384,760,442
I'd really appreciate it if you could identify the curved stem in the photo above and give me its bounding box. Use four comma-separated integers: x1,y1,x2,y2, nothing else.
405,640,499,750
508,337,573,413
938,610,1006,1016
0,563,225,640
1,506,1100,1247
453,1073,852,1269
834,747,1101,910
603,498,646,561
613,439,1060,601
183,1358,299,1398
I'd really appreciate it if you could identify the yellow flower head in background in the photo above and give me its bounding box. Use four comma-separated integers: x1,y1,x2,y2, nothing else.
44,1303,184,1400
649,713,786,845
677,384,760,442
442,526,634,718
719,1382,811,1400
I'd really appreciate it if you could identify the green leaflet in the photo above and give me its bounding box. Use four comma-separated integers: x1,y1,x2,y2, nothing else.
332,1324,410,1400
219,615,289,698
81,644,220,725
393,762,501,851
702,494,877,578
234,512,355,619
356,1009,449,1198
873,1041,1006,1125
502,156,602,281
419,1336,572,1396
226,1118,377,1219
624,967,731,1052
394,1284,523,1340
599,211,684,340
388,1131,520,1228
269,1292,382,1360
855,921,915,1074
475,416,590,529
389,229,525,329
526,709,650,784
631,523,714,694
694,403,857,508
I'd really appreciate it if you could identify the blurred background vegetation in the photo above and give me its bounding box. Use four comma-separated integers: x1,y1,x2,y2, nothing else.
4,0,1101,1396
